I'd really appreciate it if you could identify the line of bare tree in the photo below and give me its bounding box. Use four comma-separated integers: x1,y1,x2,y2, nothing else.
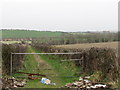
32,32,119,45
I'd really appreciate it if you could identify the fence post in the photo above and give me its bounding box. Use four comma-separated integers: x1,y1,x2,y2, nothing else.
10,53,12,76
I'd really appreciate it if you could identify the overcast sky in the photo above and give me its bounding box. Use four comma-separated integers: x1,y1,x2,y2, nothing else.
0,0,119,32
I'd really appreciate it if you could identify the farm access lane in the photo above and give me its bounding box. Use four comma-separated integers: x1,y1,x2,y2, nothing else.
23,46,64,88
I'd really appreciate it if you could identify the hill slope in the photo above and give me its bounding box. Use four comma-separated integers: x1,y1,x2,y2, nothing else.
2,29,65,39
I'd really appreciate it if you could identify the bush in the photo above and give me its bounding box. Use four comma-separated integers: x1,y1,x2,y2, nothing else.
2,44,27,75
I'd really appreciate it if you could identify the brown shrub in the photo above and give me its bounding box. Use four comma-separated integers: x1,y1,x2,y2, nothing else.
2,44,27,75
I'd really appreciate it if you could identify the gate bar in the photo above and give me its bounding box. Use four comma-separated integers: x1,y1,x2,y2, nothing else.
11,52,80,55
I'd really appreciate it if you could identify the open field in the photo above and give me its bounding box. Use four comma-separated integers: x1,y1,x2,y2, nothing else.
2,30,64,38
55,42,118,49
2,30,118,45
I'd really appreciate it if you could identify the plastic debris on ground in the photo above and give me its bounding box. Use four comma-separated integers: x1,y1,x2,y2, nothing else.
41,77,56,85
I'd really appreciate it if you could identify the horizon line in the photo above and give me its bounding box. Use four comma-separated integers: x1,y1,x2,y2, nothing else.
0,28,118,33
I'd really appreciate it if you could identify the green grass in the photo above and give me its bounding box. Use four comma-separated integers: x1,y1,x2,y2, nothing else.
2,30,63,39
13,46,38,77
34,48,79,85
13,46,60,88
13,46,79,88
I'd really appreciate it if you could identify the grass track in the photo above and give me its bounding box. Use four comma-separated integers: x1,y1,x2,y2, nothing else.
14,46,79,88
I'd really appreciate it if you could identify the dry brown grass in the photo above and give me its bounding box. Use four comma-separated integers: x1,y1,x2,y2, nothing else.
55,42,118,50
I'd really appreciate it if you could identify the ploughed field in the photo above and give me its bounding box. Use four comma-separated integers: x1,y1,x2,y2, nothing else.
54,42,118,49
